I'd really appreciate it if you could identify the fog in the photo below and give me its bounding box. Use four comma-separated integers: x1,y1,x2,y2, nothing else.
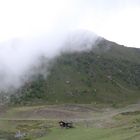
0,29,99,92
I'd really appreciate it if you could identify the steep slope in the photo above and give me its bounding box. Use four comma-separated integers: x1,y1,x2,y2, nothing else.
10,38,140,105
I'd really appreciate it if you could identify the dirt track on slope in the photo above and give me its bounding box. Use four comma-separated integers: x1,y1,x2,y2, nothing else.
0,103,140,127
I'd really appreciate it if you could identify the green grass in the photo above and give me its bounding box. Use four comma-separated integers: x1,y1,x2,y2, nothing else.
1,103,140,140
0,120,140,140
37,125,140,140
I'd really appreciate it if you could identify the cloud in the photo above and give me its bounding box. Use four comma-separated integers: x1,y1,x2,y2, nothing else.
0,30,98,92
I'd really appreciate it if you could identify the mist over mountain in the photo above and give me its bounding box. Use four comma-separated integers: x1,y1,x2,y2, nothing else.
0,1,140,106
0,30,99,93
8,32,140,106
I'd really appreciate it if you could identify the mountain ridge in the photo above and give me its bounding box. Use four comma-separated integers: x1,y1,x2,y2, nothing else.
10,37,140,106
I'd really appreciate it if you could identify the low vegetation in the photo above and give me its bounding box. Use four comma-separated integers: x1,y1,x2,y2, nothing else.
0,103,140,140
1,27,140,140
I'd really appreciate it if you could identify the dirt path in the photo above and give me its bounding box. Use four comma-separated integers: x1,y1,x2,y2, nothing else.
84,103,140,127
0,103,140,124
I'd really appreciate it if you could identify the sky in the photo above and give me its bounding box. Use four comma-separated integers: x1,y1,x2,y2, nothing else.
0,0,140,48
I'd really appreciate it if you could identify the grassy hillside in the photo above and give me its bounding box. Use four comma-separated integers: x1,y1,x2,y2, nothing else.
10,38,140,105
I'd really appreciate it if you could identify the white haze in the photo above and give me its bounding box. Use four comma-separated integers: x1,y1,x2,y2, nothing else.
0,0,140,92
0,30,99,92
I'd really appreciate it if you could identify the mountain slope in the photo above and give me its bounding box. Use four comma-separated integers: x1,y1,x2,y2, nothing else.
10,38,140,105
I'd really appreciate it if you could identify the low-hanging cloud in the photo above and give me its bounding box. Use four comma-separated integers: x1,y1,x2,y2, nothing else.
0,28,99,93
0,0,102,93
